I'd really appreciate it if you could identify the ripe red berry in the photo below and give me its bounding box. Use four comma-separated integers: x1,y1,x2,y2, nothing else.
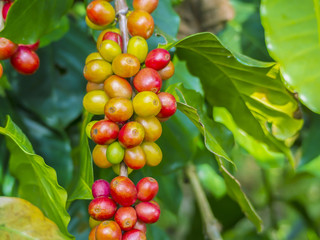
96,221,122,240
92,179,110,198
10,46,40,75
118,121,145,148
157,92,177,118
110,176,137,207
88,197,117,221
124,146,146,170
145,48,171,71
133,220,147,234
86,0,115,26
123,229,147,240
2,2,13,20
19,40,40,51
102,32,123,51
133,68,162,93
136,177,159,202
133,0,159,13
115,207,137,231
0,38,18,60
91,120,119,145
135,202,160,224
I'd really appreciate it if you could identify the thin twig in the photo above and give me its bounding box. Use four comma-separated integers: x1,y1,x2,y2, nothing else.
186,164,223,240
0,1,4,31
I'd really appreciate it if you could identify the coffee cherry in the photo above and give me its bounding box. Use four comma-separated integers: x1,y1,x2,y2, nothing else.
136,177,159,202
96,221,122,240
19,40,40,52
2,1,13,20
86,16,108,30
115,207,137,231
110,176,137,206
10,46,39,75
88,226,97,240
86,0,115,26
106,141,125,164
141,142,162,166
97,28,121,50
135,202,160,224
83,60,113,83
158,61,175,80
112,53,140,78
83,90,109,115
133,68,162,93
133,220,147,234
127,36,148,63
157,92,177,118
91,120,119,145
133,0,159,13
86,82,104,92
133,91,161,117
88,197,117,221
92,145,112,168
127,10,154,39
145,48,171,70
124,146,146,170
85,52,103,64
89,217,102,228
149,200,160,209
118,121,145,148
104,97,133,122
104,75,132,99
92,179,110,198
112,164,134,175
99,40,122,62
135,116,162,142
123,229,147,240
0,38,17,60
102,32,123,51
0,63,3,79
86,121,98,139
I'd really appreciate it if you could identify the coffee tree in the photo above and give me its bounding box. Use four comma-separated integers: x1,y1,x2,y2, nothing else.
0,0,319,239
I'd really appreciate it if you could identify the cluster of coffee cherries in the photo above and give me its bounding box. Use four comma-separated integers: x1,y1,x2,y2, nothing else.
0,0,40,75
88,177,159,239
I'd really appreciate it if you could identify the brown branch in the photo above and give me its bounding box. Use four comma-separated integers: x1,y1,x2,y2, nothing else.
115,0,129,177
0,1,4,31
186,164,223,240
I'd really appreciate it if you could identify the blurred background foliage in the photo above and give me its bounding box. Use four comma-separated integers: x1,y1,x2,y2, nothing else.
0,0,320,239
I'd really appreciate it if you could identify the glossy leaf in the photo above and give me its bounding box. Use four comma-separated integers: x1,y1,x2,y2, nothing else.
261,0,320,113
0,116,73,239
167,83,263,231
0,0,73,44
67,111,94,206
167,32,302,166
0,197,67,240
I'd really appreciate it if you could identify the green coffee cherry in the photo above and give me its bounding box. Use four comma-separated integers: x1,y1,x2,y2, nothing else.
106,141,125,164
86,121,98,139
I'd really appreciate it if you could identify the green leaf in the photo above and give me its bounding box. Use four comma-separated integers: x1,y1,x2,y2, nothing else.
67,111,94,206
261,0,320,113
0,0,73,44
0,116,73,239
167,83,263,231
0,197,67,240
167,32,302,167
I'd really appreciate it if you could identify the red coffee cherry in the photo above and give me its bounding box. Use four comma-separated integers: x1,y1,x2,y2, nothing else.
86,0,115,26
102,32,123,51
118,121,145,148
112,53,140,78
136,177,159,202
110,176,137,206
158,61,175,80
10,46,40,75
133,68,162,93
156,92,177,118
123,229,147,240
127,10,154,40
149,200,160,209
133,220,147,234
88,197,117,221
135,116,162,142
88,226,97,240
91,120,119,145
0,38,17,60
114,207,137,231
19,40,40,51
145,48,171,71
124,146,146,170
135,202,160,224
104,75,132,99
133,0,159,13
2,1,13,20
92,179,110,198
96,221,122,240
104,97,134,122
